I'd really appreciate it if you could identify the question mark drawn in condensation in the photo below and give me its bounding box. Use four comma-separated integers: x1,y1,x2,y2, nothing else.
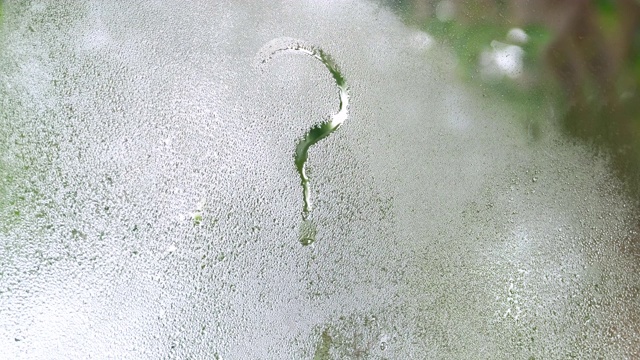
257,38,349,244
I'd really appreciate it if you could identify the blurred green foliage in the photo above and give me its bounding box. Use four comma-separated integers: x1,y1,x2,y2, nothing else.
386,0,640,199
423,17,555,132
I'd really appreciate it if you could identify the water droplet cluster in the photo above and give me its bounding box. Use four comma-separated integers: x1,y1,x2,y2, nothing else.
0,1,638,358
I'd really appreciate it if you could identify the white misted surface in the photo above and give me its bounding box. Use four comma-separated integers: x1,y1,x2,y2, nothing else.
0,1,638,359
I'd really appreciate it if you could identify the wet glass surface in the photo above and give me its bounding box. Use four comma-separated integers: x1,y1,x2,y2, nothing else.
1,1,639,358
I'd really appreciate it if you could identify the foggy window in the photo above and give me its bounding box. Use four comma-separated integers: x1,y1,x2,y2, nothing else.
1,1,638,358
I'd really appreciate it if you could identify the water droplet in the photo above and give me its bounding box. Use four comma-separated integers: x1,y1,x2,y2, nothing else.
299,219,317,246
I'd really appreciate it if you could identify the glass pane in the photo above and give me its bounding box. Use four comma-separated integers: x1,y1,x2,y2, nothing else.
1,1,638,358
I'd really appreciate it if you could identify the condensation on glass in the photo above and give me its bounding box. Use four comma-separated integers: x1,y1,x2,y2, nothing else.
0,1,638,359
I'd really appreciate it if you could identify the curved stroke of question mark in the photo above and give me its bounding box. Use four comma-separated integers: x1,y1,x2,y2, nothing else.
258,38,350,220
